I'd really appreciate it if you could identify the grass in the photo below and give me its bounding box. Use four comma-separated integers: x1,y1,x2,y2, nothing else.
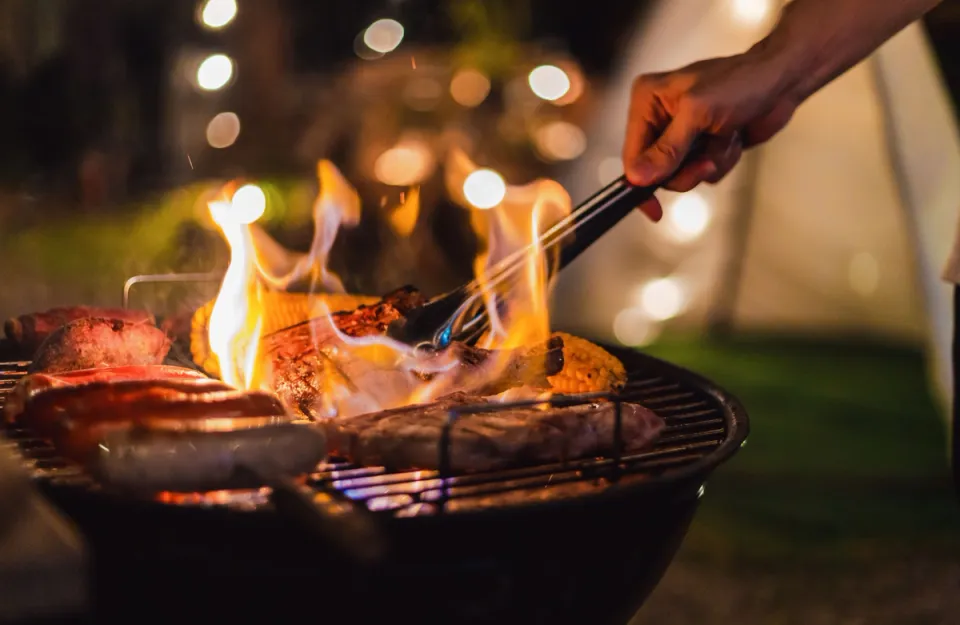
643,334,960,565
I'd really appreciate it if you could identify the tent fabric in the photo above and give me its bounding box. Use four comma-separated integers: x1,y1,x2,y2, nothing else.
551,3,960,425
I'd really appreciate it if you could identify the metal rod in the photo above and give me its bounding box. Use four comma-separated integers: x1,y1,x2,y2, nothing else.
122,272,223,308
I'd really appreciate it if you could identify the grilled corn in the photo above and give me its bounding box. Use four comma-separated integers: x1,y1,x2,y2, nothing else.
190,292,378,376
548,332,627,394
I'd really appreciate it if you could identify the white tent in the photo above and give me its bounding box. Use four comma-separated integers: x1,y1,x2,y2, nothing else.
551,0,960,418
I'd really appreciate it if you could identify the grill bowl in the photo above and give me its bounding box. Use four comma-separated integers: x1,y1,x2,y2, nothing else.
1,343,748,625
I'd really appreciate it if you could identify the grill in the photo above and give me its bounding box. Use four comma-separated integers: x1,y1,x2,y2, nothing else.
0,343,747,625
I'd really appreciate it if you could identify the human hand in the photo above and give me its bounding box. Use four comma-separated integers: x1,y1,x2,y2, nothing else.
623,51,799,221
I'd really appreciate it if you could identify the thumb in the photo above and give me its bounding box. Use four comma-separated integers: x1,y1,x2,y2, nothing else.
626,114,700,187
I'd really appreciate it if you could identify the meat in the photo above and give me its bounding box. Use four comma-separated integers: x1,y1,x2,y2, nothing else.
5,307,155,356
93,423,327,493
3,365,210,425
28,317,171,374
324,392,665,472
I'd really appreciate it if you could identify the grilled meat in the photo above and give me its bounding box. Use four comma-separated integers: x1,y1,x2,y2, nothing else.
3,365,210,425
324,392,665,472
5,307,156,356
29,317,171,374
93,423,326,493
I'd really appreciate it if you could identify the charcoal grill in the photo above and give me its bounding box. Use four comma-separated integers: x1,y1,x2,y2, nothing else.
0,343,747,625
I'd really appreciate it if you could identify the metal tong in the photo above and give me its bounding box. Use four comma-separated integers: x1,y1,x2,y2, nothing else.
386,174,664,350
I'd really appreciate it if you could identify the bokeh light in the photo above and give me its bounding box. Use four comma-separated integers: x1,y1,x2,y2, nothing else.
636,277,686,321
613,307,662,347
534,121,587,161
363,19,404,54
463,169,507,210
199,0,237,30
205,112,241,149
231,184,266,224
450,68,491,107
196,54,234,91
528,65,571,102
731,0,772,26
374,140,436,187
664,192,711,242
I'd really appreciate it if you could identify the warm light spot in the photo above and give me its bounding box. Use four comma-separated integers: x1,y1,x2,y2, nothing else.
450,68,491,107
205,111,241,148
665,192,711,242
231,184,266,224
533,121,587,161
463,169,506,210
199,0,237,29
636,277,685,321
374,140,436,187
731,0,772,25
403,78,442,111
848,252,879,296
613,307,661,347
363,19,404,54
597,157,624,185
528,65,570,102
353,31,383,60
196,54,234,91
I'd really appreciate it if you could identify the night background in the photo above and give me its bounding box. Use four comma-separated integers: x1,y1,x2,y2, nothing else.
2,1,960,623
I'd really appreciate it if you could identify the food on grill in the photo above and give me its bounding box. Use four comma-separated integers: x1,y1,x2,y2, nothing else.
190,291,384,376
2,365,210,425
4,306,156,356
28,317,171,374
324,391,665,472
264,314,564,419
92,422,326,493
547,332,627,394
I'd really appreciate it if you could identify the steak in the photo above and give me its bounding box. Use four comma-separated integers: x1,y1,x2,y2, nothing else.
29,317,171,374
324,392,665,472
5,306,156,356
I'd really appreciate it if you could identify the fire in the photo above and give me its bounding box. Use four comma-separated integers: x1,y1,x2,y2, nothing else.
206,149,571,412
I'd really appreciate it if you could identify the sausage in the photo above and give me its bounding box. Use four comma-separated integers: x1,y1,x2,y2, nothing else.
91,423,327,493
5,307,155,356
3,365,211,425
29,317,171,374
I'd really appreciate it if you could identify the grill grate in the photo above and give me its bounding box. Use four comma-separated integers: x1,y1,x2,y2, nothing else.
0,350,745,516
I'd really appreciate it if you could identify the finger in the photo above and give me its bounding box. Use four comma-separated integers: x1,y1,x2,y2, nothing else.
636,196,663,222
622,78,663,183
663,159,717,192
627,111,701,187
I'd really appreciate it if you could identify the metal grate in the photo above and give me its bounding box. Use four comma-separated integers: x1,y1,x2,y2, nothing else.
0,350,746,516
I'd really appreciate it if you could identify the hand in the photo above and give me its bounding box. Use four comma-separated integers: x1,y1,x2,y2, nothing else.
623,51,799,221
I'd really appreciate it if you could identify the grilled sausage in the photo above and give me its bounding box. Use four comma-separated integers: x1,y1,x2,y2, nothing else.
5,307,155,356
3,365,211,425
29,317,171,374
92,423,327,493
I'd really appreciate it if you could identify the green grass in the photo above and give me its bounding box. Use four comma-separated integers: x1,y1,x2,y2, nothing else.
643,334,960,565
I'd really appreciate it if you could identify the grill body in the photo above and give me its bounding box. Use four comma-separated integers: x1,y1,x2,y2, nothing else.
0,344,747,625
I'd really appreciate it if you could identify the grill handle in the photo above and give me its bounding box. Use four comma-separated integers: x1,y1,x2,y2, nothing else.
268,475,387,566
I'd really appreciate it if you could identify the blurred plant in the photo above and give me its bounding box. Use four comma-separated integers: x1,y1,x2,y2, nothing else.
446,0,530,78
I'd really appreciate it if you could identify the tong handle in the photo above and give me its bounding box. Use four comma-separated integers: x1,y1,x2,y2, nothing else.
555,175,656,270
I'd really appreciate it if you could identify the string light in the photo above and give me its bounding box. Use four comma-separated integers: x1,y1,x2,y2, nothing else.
374,140,436,187
450,68,491,108
636,277,686,321
205,112,241,149
528,65,570,102
196,54,234,91
534,121,587,161
664,192,711,242
363,19,404,54
199,0,237,30
463,169,506,209
231,184,266,224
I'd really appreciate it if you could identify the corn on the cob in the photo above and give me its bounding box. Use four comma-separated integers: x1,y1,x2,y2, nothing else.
547,332,627,394
190,292,378,376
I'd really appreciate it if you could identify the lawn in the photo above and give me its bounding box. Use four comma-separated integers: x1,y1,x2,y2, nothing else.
632,335,960,624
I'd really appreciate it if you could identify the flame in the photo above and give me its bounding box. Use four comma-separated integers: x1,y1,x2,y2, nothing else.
206,149,571,413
